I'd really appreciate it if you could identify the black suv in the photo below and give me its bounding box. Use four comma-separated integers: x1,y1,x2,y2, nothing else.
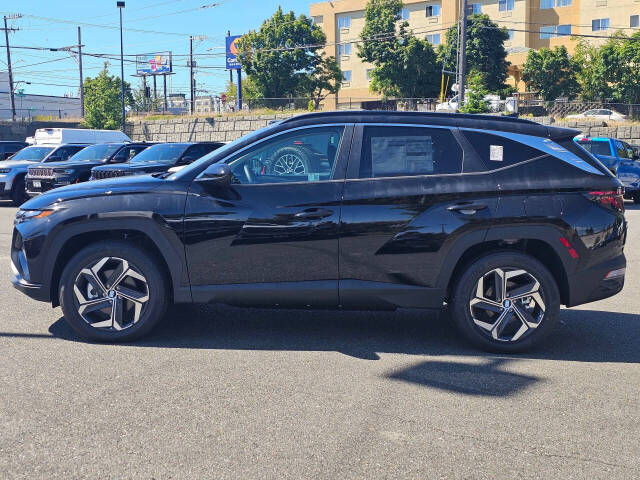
25,142,153,196
0,141,29,160
90,142,224,180
11,112,626,352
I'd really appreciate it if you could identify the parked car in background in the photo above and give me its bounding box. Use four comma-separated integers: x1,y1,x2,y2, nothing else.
435,94,510,113
567,109,627,121
25,142,154,197
0,144,89,205
90,142,224,180
0,141,29,160
574,135,640,203
12,112,626,353
32,128,130,145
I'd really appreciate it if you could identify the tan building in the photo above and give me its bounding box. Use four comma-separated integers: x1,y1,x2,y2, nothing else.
309,0,640,108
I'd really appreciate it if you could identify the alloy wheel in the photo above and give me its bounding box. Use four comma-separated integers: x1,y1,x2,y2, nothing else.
272,154,307,175
73,257,150,331
469,268,546,342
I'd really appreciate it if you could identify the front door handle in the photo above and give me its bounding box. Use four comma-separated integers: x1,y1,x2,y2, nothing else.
447,202,487,215
294,208,334,220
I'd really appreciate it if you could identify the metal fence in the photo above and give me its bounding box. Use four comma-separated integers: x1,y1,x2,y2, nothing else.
0,108,83,122
518,100,640,119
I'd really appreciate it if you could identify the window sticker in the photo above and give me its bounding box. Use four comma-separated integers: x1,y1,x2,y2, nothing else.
490,145,504,161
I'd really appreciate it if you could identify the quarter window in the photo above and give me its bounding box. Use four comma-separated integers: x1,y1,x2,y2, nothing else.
227,127,344,184
461,130,546,168
359,127,462,178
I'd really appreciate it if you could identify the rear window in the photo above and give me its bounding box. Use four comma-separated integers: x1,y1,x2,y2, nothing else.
578,140,612,157
461,130,546,168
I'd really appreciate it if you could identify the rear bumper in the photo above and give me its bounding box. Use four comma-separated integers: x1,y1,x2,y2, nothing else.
566,253,626,307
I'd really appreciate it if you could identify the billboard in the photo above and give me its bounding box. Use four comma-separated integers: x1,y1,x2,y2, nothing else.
136,52,172,75
226,35,242,70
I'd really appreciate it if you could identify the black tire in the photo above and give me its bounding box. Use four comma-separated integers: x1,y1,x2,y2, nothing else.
450,252,560,353
267,145,313,176
59,240,168,342
11,177,28,206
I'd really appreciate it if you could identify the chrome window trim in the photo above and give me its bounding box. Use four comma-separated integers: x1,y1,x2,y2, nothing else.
195,123,352,185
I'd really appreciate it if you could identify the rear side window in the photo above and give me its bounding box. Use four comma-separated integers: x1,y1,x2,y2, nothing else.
360,126,462,178
461,130,546,168
579,140,612,157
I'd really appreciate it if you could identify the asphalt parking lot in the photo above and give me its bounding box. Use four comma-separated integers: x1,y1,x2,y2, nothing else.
1,203,639,480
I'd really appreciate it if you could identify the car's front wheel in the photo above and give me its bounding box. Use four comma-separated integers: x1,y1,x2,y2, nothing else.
59,240,168,342
450,252,560,353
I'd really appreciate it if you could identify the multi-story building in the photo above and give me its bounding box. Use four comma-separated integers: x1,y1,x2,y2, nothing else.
309,0,640,108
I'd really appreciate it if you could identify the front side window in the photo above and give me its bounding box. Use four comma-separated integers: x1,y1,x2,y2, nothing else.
227,127,344,185
68,144,121,161
615,140,629,159
45,145,86,162
499,0,515,11
130,143,191,164
360,127,462,178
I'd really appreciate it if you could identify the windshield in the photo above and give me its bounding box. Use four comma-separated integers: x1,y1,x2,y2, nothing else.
69,143,121,161
129,143,190,164
581,141,612,157
9,146,53,161
171,125,277,180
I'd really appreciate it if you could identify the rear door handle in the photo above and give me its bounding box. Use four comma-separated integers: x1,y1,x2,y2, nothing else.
447,202,487,215
294,208,334,220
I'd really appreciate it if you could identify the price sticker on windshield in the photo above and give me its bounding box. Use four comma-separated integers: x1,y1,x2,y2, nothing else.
490,145,504,162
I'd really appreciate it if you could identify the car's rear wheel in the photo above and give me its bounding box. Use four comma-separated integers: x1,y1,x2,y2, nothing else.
59,240,168,342
450,252,560,353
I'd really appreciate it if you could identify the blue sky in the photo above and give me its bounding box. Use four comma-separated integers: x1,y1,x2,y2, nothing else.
2,0,312,99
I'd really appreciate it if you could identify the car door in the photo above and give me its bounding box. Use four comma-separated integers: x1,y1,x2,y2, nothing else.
338,124,498,309
184,124,353,307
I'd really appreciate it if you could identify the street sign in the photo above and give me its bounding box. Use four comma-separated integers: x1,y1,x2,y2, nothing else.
226,35,242,70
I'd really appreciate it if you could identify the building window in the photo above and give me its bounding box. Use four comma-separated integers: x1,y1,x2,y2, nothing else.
400,8,409,20
338,16,351,29
343,70,352,82
557,24,572,36
631,15,639,28
541,0,554,8
425,4,441,17
499,0,514,11
540,26,555,39
337,43,352,56
557,0,572,6
312,16,323,24
427,33,441,45
508,29,515,41
366,69,373,81
592,18,610,31
471,3,482,14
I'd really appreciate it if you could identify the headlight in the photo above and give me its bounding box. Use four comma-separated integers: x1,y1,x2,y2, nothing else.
0,168,11,173
15,209,55,224
54,169,74,175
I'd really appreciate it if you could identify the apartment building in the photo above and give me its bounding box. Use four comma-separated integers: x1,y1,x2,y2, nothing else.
309,0,640,108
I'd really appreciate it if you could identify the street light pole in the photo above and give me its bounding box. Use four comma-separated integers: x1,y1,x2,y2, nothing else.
3,15,19,122
117,1,126,132
78,26,84,118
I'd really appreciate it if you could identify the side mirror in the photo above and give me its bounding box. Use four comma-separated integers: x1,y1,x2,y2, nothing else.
199,163,231,186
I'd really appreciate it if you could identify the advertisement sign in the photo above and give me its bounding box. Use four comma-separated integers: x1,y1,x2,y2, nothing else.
136,52,172,75
226,35,242,70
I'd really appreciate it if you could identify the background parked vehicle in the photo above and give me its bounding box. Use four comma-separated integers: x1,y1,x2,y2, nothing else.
11,112,626,353
0,144,89,205
0,141,29,160
566,109,627,121
575,135,640,203
32,128,130,145
25,142,154,197
90,142,224,180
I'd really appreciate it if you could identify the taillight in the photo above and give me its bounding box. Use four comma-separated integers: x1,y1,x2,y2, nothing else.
588,189,625,213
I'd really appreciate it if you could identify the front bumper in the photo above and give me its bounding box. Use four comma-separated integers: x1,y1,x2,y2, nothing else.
566,253,626,307
25,176,73,196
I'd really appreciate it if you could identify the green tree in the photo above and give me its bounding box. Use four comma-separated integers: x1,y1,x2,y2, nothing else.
358,0,441,98
236,8,332,99
438,14,510,93
522,46,579,100
600,31,640,104
459,71,490,113
573,39,611,101
83,63,132,129
131,85,162,113
299,56,344,108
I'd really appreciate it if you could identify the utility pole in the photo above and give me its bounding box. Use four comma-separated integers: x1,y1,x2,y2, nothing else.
190,35,195,114
77,27,84,117
2,15,20,122
117,1,126,132
458,0,468,108
227,31,233,85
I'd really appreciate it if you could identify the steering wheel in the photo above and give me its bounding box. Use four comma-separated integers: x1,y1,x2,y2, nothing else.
243,164,254,183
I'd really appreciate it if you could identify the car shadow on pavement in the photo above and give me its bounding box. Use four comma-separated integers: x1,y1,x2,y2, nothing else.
45,304,640,365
